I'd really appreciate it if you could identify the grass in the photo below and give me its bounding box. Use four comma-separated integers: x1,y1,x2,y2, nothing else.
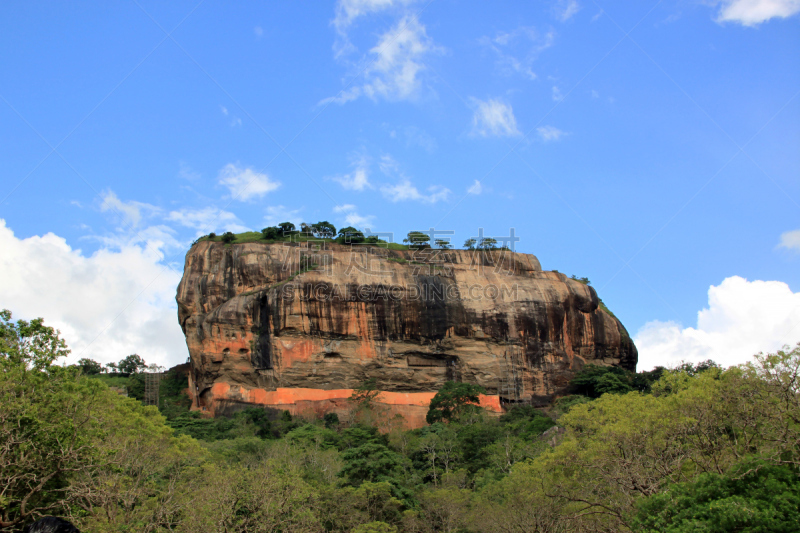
194,231,411,250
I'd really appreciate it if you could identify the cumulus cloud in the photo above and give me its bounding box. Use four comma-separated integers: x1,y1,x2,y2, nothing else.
467,180,483,195
325,1,441,104
332,0,420,56
471,98,521,137
714,0,800,26
378,154,450,203
537,125,568,141
333,204,375,228
552,85,564,102
778,229,800,251
332,155,372,191
166,207,249,235
218,163,280,201
634,276,800,371
0,219,186,368
99,190,159,229
555,0,580,21
380,179,450,203
479,26,555,81
362,15,440,101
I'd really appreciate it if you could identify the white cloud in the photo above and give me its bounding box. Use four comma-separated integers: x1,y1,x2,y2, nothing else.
778,229,800,251
555,0,580,21
479,27,555,81
264,205,303,227
332,155,372,191
332,0,419,56
325,3,441,104
714,0,800,26
362,15,440,101
99,190,160,228
378,154,450,203
254,26,263,37
552,85,564,102
220,105,228,116
218,163,280,201
467,180,483,195
333,204,375,228
318,87,362,106
634,276,800,371
0,219,186,368
590,89,600,99
166,207,249,235
380,179,450,203
537,125,568,141
471,98,521,137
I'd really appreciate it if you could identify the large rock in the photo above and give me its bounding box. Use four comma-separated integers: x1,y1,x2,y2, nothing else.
176,241,637,426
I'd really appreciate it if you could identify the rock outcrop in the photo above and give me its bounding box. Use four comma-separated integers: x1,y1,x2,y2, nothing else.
176,241,637,427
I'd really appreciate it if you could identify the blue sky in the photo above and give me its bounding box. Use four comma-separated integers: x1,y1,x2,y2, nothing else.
1,0,798,370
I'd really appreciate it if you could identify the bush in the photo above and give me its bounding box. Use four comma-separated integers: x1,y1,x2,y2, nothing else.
221,231,236,243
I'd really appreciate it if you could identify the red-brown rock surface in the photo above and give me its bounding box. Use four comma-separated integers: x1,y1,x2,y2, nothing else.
176,241,637,426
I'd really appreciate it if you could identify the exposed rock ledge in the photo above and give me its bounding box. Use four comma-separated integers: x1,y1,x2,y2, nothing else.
176,241,637,427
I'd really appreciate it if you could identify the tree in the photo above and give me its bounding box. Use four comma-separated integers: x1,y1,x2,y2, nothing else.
312,221,337,239
350,378,382,409
221,231,236,243
278,221,297,234
261,226,280,240
105,361,118,373
632,459,800,533
403,231,430,249
570,275,590,285
117,354,147,374
0,310,93,528
426,382,486,424
76,358,103,375
463,238,476,250
569,364,633,398
300,222,312,234
478,237,498,250
434,239,452,250
338,226,365,244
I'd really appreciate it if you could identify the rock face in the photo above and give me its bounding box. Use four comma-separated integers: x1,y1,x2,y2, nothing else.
176,241,637,427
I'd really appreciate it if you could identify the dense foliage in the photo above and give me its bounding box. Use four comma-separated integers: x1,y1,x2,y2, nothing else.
2,308,799,532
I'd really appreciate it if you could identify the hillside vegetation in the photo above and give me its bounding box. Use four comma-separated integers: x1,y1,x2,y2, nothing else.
2,308,798,532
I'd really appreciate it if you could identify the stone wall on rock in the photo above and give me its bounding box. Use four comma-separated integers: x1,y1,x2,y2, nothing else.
176,240,637,426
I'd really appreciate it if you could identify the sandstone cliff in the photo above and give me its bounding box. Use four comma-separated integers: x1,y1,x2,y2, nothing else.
176,240,637,426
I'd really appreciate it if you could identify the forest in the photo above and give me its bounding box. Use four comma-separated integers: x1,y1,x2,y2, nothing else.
2,308,798,533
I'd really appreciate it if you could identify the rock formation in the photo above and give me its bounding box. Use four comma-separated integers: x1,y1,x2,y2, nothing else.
176,240,637,427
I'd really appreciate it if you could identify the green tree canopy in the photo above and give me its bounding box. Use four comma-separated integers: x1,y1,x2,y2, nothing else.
261,226,281,240
221,231,236,243
463,238,476,250
117,353,147,374
277,221,296,234
426,381,486,424
76,357,103,375
312,221,337,238
338,226,365,243
403,231,430,249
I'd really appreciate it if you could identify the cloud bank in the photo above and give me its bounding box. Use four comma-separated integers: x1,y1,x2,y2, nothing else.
714,0,800,25
0,219,186,369
634,276,800,370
